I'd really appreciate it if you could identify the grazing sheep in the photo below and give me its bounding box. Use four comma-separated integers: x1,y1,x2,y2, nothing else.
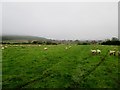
39,45,41,46
44,47,48,50
96,49,101,54
65,47,68,50
5,46,8,48
109,50,116,56
91,49,96,54
15,45,18,46
1,47,4,50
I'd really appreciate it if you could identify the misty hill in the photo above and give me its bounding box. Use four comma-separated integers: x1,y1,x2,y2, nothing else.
0,35,48,43
1,35,47,41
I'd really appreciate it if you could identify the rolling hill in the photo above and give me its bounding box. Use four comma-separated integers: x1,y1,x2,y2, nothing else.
1,35,47,41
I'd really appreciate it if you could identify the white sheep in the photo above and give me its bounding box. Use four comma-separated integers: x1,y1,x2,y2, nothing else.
44,47,48,50
96,49,101,54
91,49,96,54
109,50,116,56
1,47,4,50
65,47,68,50
5,46,8,48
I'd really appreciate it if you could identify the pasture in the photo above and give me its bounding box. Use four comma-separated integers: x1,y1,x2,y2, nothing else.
1,44,119,88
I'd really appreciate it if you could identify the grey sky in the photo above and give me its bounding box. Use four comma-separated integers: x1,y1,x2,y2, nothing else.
0,2,2,39
2,2,118,40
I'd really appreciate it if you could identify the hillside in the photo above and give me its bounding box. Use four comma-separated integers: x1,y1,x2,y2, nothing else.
1,35,47,41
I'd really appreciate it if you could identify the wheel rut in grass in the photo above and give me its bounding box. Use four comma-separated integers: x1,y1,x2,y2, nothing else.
2,49,69,83
3,49,108,88
9,57,72,88
69,51,109,88
12,53,94,88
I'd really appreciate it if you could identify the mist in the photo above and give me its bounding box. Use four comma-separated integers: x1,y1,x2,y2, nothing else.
2,2,118,40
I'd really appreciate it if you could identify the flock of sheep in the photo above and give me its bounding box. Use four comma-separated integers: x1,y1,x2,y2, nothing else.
1,44,120,56
91,48,120,56
91,49,101,54
1,45,7,50
109,50,120,56
44,46,120,56
44,46,71,50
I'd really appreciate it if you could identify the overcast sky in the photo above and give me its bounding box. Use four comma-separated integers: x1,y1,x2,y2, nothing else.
2,2,118,40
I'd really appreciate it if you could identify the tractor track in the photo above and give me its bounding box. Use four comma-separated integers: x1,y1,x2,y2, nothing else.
3,51,109,88
69,51,109,88
9,54,95,88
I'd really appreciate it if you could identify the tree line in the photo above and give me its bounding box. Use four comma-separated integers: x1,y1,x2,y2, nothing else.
1,37,120,45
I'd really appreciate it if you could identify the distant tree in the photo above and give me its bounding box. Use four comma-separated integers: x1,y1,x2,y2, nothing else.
46,41,52,45
82,42,90,45
77,42,82,45
31,40,39,44
111,37,119,41
101,37,120,45
38,41,42,44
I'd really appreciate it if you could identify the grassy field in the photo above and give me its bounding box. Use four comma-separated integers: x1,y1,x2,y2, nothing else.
1,44,119,88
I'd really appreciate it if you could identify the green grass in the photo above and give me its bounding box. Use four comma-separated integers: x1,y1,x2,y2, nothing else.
2,44,119,88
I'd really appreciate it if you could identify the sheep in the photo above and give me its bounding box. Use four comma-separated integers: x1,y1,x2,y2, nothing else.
96,49,101,54
1,47,4,50
44,47,48,50
65,47,68,50
5,46,8,48
109,50,116,56
91,49,96,55
15,45,18,46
